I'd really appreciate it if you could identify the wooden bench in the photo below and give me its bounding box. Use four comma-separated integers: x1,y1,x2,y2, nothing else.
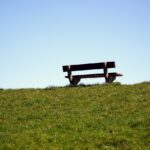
62,61,123,85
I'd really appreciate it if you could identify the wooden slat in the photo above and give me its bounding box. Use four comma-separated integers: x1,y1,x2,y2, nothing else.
65,72,122,79
63,61,115,72
114,73,123,76
65,73,105,79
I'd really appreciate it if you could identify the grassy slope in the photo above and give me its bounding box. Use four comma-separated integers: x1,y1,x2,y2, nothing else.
0,83,150,150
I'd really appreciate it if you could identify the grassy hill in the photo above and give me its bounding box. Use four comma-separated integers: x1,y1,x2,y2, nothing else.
0,82,150,150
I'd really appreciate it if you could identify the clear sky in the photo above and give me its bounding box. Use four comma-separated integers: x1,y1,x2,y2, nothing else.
0,0,150,88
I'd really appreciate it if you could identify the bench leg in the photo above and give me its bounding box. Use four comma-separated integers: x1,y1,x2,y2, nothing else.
106,75,116,83
69,77,80,86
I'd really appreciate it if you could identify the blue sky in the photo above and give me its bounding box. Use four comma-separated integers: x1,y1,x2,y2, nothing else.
0,0,150,88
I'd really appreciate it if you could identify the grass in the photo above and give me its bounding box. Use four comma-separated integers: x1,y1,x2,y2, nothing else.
0,82,150,149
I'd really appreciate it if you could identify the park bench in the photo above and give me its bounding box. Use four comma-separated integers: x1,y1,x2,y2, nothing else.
62,61,123,85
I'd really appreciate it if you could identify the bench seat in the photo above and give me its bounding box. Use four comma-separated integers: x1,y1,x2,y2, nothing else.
65,72,123,79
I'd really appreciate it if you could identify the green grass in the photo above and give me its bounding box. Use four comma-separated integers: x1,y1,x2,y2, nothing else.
0,82,150,149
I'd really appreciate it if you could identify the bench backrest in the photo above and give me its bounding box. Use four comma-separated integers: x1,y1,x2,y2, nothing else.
63,61,115,72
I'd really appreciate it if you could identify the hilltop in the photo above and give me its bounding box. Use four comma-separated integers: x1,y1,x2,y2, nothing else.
0,82,150,149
